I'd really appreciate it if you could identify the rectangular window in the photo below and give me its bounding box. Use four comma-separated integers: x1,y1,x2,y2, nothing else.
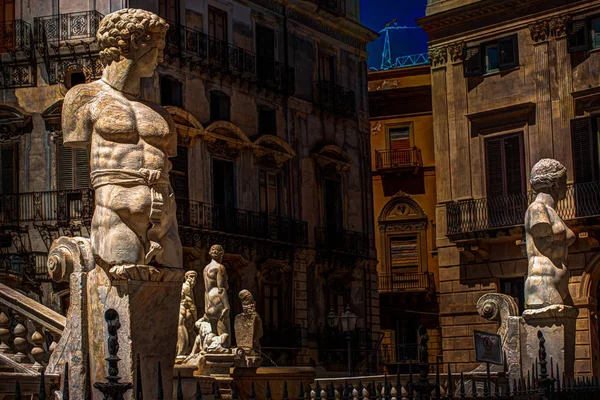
208,6,227,42
57,139,90,191
210,91,230,122
323,177,343,232
0,143,16,194
318,52,334,83
327,290,347,317
389,126,411,151
593,18,600,49
159,75,182,108
484,44,499,73
501,277,525,313
389,235,419,274
259,170,279,215
256,24,275,81
485,133,525,198
264,284,280,329
258,108,276,136
158,0,178,22
463,34,519,77
212,159,235,208
169,145,189,199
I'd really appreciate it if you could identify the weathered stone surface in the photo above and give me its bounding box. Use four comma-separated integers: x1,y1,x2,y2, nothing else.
524,159,575,309
231,367,316,400
176,271,198,361
202,245,231,350
234,290,263,368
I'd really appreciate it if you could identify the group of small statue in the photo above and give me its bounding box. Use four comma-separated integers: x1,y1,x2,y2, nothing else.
176,244,263,367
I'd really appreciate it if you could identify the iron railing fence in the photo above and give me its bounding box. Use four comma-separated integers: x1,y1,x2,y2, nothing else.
378,272,434,293
0,62,36,88
447,181,600,236
314,227,369,256
34,10,103,43
164,21,294,95
0,20,33,53
375,148,423,171
0,252,48,281
314,81,356,118
177,198,308,245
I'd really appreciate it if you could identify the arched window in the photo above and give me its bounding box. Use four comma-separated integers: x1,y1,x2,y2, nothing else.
160,75,183,107
210,91,230,122
64,69,86,89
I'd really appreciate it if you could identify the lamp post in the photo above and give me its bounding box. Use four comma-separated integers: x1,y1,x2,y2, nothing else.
339,305,357,377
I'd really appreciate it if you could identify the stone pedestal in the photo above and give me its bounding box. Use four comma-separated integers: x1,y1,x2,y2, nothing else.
86,266,183,399
231,367,316,400
521,305,578,380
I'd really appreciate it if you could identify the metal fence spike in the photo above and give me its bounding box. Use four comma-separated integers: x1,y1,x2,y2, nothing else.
471,377,477,399
232,382,238,400
250,381,256,400
157,361,164,400
214,381,221,400
447,363,453,396
266,380,272,400
136,354,143,400
459,372,465,400
283,381,289,400
63,362,69,400
298,382,305,400
14,380,22,400
177,371,183,400
195,381,203,400
39,369,46,400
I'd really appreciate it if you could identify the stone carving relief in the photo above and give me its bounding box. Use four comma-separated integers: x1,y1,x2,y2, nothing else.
370,121,382,136
447,42,465,63
524,159,576,314
61,8,183,274
234,290,264,367
429,46,447,68
530,14,571,42
176,270,198,361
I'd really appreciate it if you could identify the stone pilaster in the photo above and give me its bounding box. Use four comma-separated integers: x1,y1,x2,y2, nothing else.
530,20,553,161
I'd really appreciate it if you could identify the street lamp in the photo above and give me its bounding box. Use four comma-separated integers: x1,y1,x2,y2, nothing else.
327,308,339,329
339,305,357,376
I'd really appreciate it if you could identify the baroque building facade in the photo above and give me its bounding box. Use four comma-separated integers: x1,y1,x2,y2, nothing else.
368,64,440,372
0,0,378,375
419,0,600,376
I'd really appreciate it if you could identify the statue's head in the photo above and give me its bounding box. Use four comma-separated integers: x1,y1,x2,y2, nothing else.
530,158,568,201
185,270,197,286
239,289,256,313
209,244,224,261
97,9,169,77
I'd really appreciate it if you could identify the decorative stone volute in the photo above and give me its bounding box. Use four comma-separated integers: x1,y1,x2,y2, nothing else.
429,46,447,68
447,42,465,63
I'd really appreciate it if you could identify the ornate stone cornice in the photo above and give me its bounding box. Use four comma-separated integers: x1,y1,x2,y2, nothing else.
430,46,447,68
206,139,242,159
448,42,465,64
378,220,428,232
530,14,571,42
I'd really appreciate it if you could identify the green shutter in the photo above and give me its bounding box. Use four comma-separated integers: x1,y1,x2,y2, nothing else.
57,139,74,190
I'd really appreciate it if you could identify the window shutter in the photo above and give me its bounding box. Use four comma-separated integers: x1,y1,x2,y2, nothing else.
57,139,74,191
485,138,505,198
567,19,589,53
503,135,524,195
73,148,90,189
390,235,419,273
571,117,598,183
498,34,519,71
0,144,16,194
463,45,482,77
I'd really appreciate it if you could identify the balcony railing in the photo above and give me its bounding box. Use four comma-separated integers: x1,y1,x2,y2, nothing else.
0,252,48,282
0,20,32,53
165,22,294,96
446,181,600,237
378,272,434,293
176,199,308,245
34,10,103,43
315,227,369,255
314,80,356,118
310,0,346,16
375,148,423,171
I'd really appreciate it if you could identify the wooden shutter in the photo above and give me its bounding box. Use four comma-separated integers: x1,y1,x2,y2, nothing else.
571,117,598,183
57,140,74,191
169,145,189,199
0,144,16,194
463,45,482,77
503,135,524,195
567,19,590,53
73,148,90,189
389,127,411,150
485,137,505,198
498,34,519,70
390,235,419,273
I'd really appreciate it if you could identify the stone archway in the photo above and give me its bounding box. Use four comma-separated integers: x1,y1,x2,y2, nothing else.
575,253,600,376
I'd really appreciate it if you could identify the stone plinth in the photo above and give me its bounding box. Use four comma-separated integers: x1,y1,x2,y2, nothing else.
231,367,316,399
521,305,578,380
86,266,183,399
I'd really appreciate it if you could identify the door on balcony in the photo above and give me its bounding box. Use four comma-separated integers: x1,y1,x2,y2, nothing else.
260,170,280,239
208,6,227,66
0,143,16,223
158,0,179,22
212,158,236,232
256,24,275,82
323,177,343,247
394,318,419,364
57,139,90,220
484,133,525,228
571,116,600,216
318,52,335,106
389,126,411,168
0,0,14,52
170,145,189,225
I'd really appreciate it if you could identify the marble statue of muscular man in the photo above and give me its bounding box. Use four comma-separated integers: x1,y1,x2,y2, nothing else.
61,9,182,269
203,245,231,349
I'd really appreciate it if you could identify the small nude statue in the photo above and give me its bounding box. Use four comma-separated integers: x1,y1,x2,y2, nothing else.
203,245,231,348
61,9,182,270
234,290,263,356
524,159,575,310
176,271,197,359
188,315,230,356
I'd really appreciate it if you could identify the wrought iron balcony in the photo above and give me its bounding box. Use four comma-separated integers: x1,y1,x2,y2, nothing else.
34,10,103,43
0,252,49,282
314,81,356,118
378,272,434,293
314,227,368,255
446,181,600,239
165,22,294,96
310,0,346,16
176,199,308,245
0,189,94,225
375,147,423,172
0,20,32,53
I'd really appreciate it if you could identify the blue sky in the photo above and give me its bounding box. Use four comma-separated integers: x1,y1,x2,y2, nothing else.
360,0,429,70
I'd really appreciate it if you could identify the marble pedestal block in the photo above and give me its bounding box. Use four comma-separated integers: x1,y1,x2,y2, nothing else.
86,266,183,400
521,305,578,380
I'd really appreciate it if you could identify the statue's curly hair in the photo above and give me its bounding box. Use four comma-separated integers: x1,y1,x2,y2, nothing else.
97,8,169,66
530,158,567,193
209,244,225,259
